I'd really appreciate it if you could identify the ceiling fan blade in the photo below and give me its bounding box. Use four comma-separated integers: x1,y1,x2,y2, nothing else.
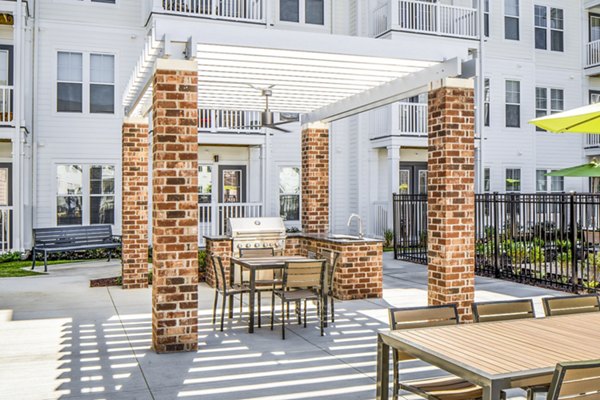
267,125,291,133
272,120,295,126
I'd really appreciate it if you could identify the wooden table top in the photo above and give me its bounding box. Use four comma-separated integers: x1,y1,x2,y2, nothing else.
230,256,312,269
386,312,600,380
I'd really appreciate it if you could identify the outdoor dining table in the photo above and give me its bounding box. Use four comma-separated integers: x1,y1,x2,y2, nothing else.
229,255,310,333
376,312,600,400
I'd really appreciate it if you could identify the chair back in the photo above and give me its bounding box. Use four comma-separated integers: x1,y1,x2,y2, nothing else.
239,247,275,258
547,360,600,400
472,299,535,323
283,260,325,290
388,305,459,330
321,249,340,292
210,255,228,292
543,295,600,317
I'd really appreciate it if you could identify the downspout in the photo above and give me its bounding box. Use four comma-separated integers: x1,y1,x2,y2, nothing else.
14,0,23,251
31,0,39,248
477,0,485,194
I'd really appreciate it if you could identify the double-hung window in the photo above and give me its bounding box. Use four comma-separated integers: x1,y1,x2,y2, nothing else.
505,80,520,128
505,168,521,192
483,0,490,37
535,87,564,131
504,0,519,40
57,51,115,114
484,78,490,127
535,6,563,51
279,167,300,222
280,0,325,25
56,164,116,226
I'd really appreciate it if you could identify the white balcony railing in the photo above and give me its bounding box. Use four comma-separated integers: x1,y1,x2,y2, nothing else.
0,206,12,253
199,109,262,133
149,0,265,22
398,102,427,135
586,39,600,68
371,0,478,39
370,201,388,239
0,86,14,125
198,202,263,246
586,134,600,148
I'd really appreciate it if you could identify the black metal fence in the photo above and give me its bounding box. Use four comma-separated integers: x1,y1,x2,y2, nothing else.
393,192,600,293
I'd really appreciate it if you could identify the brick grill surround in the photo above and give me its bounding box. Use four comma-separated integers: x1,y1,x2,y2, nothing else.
151,62,199,353
301,125,329,234
122,121,149,289
427,83,476,322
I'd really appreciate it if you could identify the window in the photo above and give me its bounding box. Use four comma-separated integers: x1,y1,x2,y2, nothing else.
90,54,115,114
535,6,563,51
198,165,212,204
56,164,116,226
537,169,564,192
505,168,521,192
279,167,300,221
57,51,115,114
57,165,83,225
484,168,491,192
57,52,83,112
536,169,547,192
551,174,564,192
504,0,519,40
591,15,600,42
536,87,564,131
280,0,324,25
484,78,490,127
483,0,490,37
418,170,427,194
505,80,520,128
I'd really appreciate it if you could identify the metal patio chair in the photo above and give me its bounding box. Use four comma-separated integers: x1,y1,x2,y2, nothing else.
472,299,536,322
320,249,340,325
211,255,250,331
530,360,600,400
543,294,600,317
239,247,278,328
388,305,483,400
270,260,326,340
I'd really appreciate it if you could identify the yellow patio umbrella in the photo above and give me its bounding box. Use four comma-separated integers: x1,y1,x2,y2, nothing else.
529,103,600,133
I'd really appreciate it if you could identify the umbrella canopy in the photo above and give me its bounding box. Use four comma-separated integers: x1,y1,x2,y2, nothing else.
529,103,600,133
546,160,600,177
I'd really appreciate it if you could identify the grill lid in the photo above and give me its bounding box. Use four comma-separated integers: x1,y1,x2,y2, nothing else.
227,217,286,237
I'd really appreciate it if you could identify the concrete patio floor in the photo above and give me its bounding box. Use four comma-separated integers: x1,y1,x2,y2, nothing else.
0,253,565,400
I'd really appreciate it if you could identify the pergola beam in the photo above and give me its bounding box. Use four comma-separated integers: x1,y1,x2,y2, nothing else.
301,58,462,124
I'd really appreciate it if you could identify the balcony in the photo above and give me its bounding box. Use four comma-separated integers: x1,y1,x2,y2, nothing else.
371,0,478,40
145,0,265,23
586,39,600,71
585,133,600,149
370,102,428,140
0,86,14,126
199,108,262,133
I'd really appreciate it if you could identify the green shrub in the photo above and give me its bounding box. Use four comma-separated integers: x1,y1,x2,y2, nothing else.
555,239,571,252
0,251,23,263
557,251,572,267
383,229,393,248
528,246,545,264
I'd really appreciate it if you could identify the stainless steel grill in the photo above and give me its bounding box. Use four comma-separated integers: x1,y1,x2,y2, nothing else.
227,217,287,257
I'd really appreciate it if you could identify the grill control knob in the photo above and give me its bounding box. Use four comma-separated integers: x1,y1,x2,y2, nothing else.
255,243,259,247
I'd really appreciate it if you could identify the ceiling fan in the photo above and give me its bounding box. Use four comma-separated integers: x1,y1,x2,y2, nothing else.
234,86,297,133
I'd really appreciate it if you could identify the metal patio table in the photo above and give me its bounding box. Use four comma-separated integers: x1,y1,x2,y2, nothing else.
230,255,309,333
376,312,600,400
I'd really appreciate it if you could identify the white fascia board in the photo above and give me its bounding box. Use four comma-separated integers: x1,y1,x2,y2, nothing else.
302,58,462,125
199,133,266,146
154,18,470,63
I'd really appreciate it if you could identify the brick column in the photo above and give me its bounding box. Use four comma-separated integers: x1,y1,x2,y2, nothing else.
122,118,149,289
427,79,476,322
301,123,329,234
152,59,199,353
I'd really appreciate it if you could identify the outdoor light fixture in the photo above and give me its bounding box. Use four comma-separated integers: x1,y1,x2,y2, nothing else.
213,155,219,162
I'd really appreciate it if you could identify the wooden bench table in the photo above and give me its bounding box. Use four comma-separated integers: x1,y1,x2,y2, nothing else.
376,312,600,400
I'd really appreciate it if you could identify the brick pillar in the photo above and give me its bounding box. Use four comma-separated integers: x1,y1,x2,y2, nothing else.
301,123,329,234
427,79,476,322
122,118,149,289
152,59,199,353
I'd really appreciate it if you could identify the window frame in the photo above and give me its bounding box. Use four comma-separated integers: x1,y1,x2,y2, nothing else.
535,5,564,52
89,53,116,114
484,78,490,127
505,80,521,128
483,0,490,37
276,0,330,31
55,162,120,227
504,0,520,40
57,51,83,113
536,168,564,193
505,168,521,192
55,49,117,117
535,87,564,131
278,165,301,223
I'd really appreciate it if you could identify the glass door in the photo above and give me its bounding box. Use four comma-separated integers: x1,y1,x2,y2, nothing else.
591,15,600,42
219,166,246,203
399,162,428,194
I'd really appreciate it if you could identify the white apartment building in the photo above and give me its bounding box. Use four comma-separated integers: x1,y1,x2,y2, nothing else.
0,0,596,253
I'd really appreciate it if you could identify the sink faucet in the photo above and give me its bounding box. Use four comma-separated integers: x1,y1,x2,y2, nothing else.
347,213,364,239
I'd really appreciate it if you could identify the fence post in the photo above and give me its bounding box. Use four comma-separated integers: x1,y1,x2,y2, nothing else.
492,192,500,278
392,193,398,260
569,192,578,293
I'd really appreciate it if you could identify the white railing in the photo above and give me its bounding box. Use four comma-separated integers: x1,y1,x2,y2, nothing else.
391,0,478,39
0,206,12,253
0,86,14,125
587,39,600,68
371,202,389,239
586,134,600,148
150,0,265,22
198,202,263,246
370,2,389,37
199,109,262,133
398,102,427,135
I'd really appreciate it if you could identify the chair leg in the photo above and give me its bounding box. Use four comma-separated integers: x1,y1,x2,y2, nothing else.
319,299,324,337
212,291,218,326
270,291,276,331
31,249,36,270
239,292,243,316
392,353,399,400
44,251,48,273
331,296,335,323
107,249,112,262
257,292,262,328
303,299,307,328
220,294,226,332
296,301,301,325
281,298,286,340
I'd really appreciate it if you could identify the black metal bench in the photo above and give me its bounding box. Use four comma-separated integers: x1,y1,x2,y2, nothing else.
31,225,121,272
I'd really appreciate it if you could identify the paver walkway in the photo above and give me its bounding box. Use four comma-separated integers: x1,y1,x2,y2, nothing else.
0,254,563,400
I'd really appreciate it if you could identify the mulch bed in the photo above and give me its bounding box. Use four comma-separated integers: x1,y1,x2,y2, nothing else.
90,277,121,287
